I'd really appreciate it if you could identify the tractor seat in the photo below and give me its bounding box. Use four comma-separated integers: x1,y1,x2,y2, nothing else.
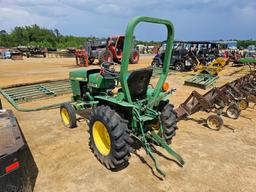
127,68,153,101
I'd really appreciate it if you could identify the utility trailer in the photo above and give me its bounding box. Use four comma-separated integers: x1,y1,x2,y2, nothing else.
0,100,38,192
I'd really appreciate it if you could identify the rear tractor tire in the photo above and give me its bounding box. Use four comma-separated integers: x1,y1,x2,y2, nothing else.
161,103,178,143
129,50,140,64
152,103,177,144
89,105,132,170
60,102,77,128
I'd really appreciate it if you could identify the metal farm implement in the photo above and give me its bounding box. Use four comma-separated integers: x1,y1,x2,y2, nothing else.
175,70,256,130
0,79,72,112
184,57,229,89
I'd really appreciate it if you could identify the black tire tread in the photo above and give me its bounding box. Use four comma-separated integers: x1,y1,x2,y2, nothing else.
99,50,113,64
60,102,77,128
160,103,178,143
89,105,131,170
175,61,185,71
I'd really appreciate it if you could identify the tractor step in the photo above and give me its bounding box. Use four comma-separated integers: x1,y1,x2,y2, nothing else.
142,131,185,177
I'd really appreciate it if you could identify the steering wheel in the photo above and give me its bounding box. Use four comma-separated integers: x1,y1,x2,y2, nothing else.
100,61,119,78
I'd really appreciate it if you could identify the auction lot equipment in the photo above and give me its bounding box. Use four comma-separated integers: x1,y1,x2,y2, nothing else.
238,57,256,67
85,36,139,64
151,41,193,71
151,41,220,72
192,57,229,75
17,46,47,58
11,53,23,60
0,101,38,192
2,51,11,59
0,79,71,112
175,70,256,130
75,49,89,67
60,16,184,177
184,57,229,89
184,73,219,89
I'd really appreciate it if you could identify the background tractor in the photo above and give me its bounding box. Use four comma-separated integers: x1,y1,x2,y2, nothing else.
60,16,184,177
84,36,139,64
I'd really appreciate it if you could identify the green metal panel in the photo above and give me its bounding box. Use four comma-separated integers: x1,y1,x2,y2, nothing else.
70,80,81,101
238,58,256,63
69,69,87,100
88,73,116,89
184,73,219,89
0,80,71,112
120,16,174,105
88,73,103,88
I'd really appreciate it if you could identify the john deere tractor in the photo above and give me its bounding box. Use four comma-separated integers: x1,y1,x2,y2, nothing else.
60,16,184,177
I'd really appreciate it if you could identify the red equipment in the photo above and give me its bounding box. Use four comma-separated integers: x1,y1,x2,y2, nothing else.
75,36,140,67
107,36,139,64
75,49,89,67
85,36,139,65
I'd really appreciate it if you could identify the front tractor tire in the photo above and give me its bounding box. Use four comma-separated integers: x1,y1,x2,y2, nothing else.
89,105,131,170
160,103,178,143
60,103,77,128
99,50,113,64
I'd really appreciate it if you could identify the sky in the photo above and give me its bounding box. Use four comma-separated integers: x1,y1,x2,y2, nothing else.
0,0,256,41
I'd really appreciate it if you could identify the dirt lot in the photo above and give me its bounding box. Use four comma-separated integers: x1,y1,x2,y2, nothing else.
0,56,256,192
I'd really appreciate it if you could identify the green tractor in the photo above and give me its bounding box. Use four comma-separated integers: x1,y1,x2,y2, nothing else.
60,16,184,177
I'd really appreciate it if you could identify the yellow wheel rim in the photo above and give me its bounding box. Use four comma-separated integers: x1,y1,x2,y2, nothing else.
239,100,248,110
61,108,70,126
151,121,160,134
93,121,111,156
208,119,218,129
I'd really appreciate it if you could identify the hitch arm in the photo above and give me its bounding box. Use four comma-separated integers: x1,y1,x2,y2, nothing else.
149,131,185,166
142,140,166,177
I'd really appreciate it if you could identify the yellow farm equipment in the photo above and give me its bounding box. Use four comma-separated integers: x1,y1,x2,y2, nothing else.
184,57,229,89
193,57,229,75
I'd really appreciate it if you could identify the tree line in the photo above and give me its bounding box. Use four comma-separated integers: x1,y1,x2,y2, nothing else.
237,40,256,49
0,24,255,49
0,24,96,49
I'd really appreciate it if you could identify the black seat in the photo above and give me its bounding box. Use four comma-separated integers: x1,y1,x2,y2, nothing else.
127,68,153,101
